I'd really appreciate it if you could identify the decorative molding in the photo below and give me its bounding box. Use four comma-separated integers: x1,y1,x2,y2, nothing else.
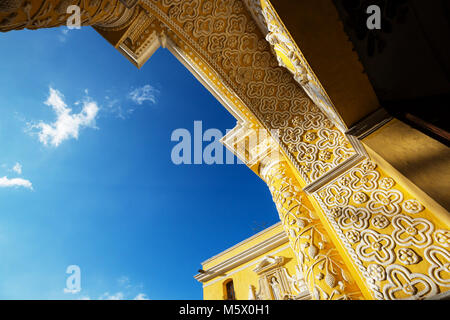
200,244,291,289
194,229,288,283
346,108,393,140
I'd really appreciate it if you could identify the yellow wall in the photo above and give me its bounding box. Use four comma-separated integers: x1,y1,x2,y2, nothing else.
200,224,299,300
363,119,450,211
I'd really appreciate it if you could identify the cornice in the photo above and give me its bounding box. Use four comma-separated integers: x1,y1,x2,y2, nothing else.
194,227,289,283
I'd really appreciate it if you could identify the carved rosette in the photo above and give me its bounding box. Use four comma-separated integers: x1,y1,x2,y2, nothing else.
259,158,364,300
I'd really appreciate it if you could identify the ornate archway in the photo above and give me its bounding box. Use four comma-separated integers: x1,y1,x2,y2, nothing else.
1,0,449,300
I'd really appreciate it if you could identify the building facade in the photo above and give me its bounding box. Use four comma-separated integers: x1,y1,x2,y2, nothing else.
195,223,310,300
1,0,449,300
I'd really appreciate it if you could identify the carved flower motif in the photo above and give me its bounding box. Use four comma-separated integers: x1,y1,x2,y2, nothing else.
292,116,302,127
322,119,334,129
319,150,332,161
339,176,351,187
346,230,361,244
317,129,339,149
310,162,332,181
367,264,386,281
356,230,396,265
282,127,303,144
360,160,377,172
424,245,450,287
324,185,351,207
338,206,370,231
329,207,343,219
379,177,395,190
402,199,424,214
349,168,379,192
302,113,324,130
271,112,290,129
296,143,317,163
353,192,368,204
433,230,450,248
392,215,434,248
287,143,297,153
383,265,438,300
303,131,317,143
398,248,421,265
372,215,390,229
367,190,403,216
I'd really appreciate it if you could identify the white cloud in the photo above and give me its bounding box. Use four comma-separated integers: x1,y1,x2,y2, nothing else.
133,293,149,300
128,85,158,105
12,162,22,175
0,176,32,190
58,27,70,43
30,87,99,147
99,292,125,300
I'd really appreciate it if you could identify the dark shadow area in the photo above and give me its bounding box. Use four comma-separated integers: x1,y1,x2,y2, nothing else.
334,0,450,145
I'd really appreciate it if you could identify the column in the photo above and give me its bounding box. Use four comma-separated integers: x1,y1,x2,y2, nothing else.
259,157,366,300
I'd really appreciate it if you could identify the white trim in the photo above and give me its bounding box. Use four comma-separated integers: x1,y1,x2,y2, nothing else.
200,222,282,266
195,229,289,283
201,244,291,288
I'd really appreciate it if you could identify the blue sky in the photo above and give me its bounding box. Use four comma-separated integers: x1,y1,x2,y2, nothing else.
0,26,279,299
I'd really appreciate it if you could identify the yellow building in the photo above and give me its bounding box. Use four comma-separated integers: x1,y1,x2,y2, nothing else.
1,0,449,300
195,223,310,300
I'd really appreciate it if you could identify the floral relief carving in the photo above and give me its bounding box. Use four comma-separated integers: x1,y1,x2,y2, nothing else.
316,129,339,150
260,161,363,300
379,177,395,190
367,189,403,216
310,162,333,181
356,230,396,265
433,230,450,248
402,199,424,214
392,215,434,249
346,230,361,244
397,248,421,265
349,168,379,192
281,127,303,144
383,265,438,300
296,143,318,164
372,215,390,229
360,160,377,172
323,185,351,207
353,192,368,204
367,264,386,282
424,245,450,287
338,206,370,231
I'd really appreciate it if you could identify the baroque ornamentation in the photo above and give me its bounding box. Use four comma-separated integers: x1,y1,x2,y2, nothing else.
433,230,450,248
392,215,434,249
356,230,396,265
397,248,421,265
372,215,390,229
424,246,450,287
402,199,424,214
260,159,363,300
383,265,438,300
315,158,450,299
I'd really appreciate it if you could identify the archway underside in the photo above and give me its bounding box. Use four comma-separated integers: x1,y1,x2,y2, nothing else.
1,0,449,300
